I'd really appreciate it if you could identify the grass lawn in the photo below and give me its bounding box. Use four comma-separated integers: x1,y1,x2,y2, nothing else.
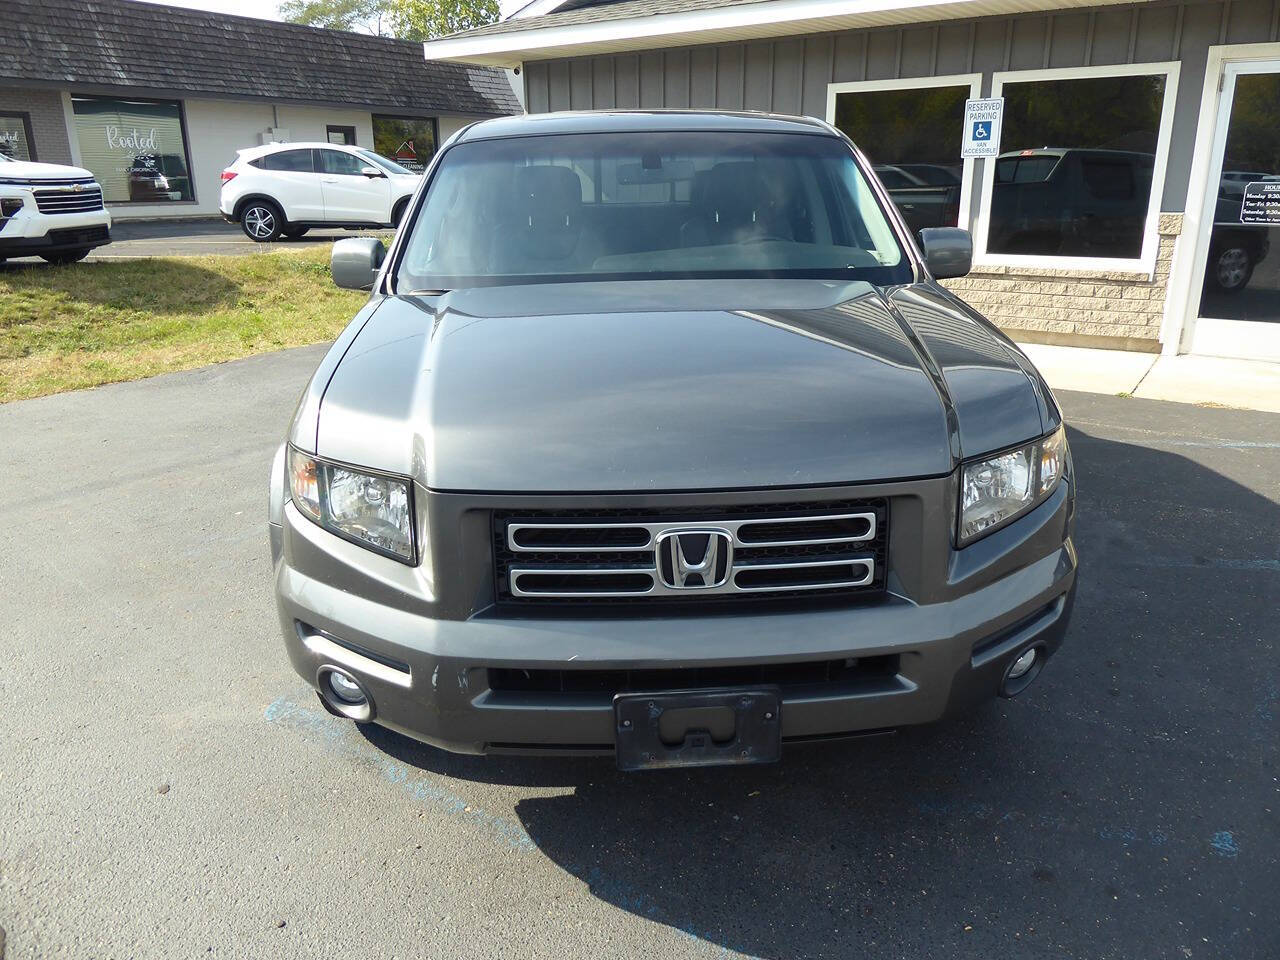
0,247,369,403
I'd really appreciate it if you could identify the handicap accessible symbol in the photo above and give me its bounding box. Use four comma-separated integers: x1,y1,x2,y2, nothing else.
972,120,992,141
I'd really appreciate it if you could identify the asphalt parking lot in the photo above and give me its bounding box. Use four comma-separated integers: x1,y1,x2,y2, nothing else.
0,347,1276,959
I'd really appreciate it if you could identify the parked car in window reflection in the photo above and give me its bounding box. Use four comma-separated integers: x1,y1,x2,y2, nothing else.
1206,193,1272,293
988,148,1154,259
127,153,191,202
874,163,961,235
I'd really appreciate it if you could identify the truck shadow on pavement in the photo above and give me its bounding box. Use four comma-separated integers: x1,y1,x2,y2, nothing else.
361,420,1278,959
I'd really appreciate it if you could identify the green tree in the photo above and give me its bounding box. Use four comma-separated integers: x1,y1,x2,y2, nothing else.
388,0,499,40
279,0,393,35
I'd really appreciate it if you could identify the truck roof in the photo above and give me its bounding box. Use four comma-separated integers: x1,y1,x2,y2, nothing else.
453,110,837,144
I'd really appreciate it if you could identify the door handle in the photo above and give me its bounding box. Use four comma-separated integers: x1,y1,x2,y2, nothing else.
322,178,338,184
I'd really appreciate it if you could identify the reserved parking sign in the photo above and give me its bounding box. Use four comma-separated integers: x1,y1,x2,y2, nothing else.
962,98,1004,158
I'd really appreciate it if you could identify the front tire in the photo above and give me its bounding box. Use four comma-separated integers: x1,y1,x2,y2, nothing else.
1208,245,1254,293
282,226,309,240
392,198,409,227
40,248,91,265
241,201,284,242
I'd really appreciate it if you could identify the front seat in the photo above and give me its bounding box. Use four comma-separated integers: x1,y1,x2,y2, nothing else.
681,162,794,247
493,165,587,274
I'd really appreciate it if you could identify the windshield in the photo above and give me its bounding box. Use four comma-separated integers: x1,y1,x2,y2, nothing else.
358,149,415,176
395,131,910,290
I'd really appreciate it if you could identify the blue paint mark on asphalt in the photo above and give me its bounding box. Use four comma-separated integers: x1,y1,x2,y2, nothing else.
264,697,763,958
1210,831,1239,858
263,697,535,850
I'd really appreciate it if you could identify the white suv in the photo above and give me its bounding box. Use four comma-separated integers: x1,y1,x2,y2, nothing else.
0,154,112,265
220,142,421,242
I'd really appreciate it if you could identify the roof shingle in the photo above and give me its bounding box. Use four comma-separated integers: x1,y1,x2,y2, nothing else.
2,0,520,116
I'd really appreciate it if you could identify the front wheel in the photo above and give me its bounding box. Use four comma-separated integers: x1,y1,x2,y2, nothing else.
40,248,91,265
392,198,409,227
1208,245,1254,293
282,226,309,240
241,201,284,242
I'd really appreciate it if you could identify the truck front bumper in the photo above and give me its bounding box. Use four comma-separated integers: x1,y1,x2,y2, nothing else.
271,487,1077,757
0,193,112,258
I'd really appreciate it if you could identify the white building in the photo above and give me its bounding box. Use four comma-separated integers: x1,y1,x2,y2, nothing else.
2,0,520,220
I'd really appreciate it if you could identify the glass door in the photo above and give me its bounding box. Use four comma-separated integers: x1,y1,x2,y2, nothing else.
1188,62,1280,359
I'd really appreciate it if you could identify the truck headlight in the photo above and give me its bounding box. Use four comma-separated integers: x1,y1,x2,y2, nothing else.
958,426,1066,545
288,447,416,563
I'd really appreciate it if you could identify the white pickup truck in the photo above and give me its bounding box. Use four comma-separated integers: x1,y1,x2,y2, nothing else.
0,154,112,264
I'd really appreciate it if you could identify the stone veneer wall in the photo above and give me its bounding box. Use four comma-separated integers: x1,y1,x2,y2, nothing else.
943,214,1183,353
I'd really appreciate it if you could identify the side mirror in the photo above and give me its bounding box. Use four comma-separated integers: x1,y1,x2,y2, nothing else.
918,227,972,280
331,237,386,291
361,165,385,179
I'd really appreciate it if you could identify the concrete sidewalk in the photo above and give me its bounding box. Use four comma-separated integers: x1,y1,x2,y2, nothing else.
1018,342,1280,414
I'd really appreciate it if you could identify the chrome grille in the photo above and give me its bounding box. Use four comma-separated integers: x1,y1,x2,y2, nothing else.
34,186,104,214
494,500,888,605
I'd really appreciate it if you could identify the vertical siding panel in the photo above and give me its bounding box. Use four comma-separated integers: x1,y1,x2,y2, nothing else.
1219,0,1233,41
866,29,896,79
591,58,615,109
772,38,805,114
665,48,691,107
1008,16,1046,70
831,32,864,82
1049,13,1090,68
1089,10,1132,64
548,60,571,111
801,35,833,118
690,47,717,108
525,63,550,113
614,55,639,109
1227,0,1273,41
1272,0,1280,40
1042,15,1054,68
934,22,971,75
900,27,934,77
971,20,1008,75
639,51,664,107
744,42,773,110
1134,6,1179,63
569,59,591,110
716,45,745,109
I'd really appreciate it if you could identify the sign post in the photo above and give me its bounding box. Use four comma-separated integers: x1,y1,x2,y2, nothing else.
961,97,1004,159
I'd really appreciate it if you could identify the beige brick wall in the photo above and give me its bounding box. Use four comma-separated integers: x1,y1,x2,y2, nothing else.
944,214,1182,353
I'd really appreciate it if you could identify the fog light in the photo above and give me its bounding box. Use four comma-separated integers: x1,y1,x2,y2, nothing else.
1007,648,1038,680
327,670,366,704
0,198,24,218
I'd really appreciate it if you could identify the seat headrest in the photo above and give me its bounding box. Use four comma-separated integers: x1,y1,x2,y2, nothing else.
696,162,767,221
512,165,583,223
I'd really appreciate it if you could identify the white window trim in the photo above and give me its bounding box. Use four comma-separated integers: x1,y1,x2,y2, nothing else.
1161,41,1280,357
971,61,1181,276
826,74,981,236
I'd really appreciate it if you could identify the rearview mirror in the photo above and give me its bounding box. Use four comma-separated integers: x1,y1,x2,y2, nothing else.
331,237,386,291
361,165,385,179
918,227,972,280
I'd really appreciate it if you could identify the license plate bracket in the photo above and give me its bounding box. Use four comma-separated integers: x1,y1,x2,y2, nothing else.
614,687,781,771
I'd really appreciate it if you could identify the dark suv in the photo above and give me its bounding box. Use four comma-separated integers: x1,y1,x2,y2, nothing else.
268,112,1077,770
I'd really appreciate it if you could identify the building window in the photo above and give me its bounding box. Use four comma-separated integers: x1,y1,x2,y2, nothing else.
326,125,356,146
70,96,194,204
373,116,437,173
0,112,35,161
826,75,981,238
978,63,1180,269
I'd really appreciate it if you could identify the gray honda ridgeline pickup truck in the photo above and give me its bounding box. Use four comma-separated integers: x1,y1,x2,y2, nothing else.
269,111,1077,770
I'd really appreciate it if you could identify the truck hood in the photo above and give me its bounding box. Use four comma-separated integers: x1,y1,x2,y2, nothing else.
315,280,1048,492
0,159,95,181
